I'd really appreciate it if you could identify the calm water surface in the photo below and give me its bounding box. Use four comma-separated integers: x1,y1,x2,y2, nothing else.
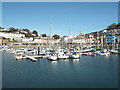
2,51,118,88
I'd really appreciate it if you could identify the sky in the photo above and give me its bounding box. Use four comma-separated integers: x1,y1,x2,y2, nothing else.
2,2,118,36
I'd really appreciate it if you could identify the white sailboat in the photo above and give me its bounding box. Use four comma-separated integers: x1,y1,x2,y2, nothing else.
57,49,69,59
47,53,58,61
47,24,57,61
68,24,80,59
69,51,80,59
96,49,110,56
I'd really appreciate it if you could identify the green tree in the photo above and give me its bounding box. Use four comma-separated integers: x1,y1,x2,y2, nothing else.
52,34,60,39
32,30,38,36
41,34,47,37
106,23,117,29
9,27,17,33
22,29,30,33
116,23,120,29
21,28,33,37
0,27,4,29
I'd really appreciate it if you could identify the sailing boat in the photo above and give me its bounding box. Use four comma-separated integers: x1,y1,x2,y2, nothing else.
57,49,69,59
47,53,58,60
96,30,110,56
57,25,69,59
68,25,80,59
47,24,58,61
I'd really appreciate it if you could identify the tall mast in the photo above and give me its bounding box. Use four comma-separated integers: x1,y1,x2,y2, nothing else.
79,30,82,47
97,31,99,49
49,24,52,49
68,25,71,48
50,24,52,38
69,25,70,37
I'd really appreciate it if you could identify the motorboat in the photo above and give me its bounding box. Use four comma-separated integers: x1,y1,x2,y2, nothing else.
111,49,120,54
97,49,110,56
15,52,27,60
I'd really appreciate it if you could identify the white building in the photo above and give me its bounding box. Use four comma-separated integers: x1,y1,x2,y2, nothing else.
0,29,9,32
34,39,42,43
60,35,76,43
22,37,33,43
0,32,25,40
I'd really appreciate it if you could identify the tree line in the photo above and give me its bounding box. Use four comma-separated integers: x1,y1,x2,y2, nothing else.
106,23,120,30
0,27,60,39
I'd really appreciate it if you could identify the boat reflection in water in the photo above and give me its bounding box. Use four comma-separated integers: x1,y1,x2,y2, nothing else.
73,58,80,62
64,59,69,62
51,60,57,64
72,59,80,67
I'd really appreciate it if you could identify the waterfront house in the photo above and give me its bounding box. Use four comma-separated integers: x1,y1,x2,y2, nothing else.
106,36,118,43
0,32,25,41
0,37,10,45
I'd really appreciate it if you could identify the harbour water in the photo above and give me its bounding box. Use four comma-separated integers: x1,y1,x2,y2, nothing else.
2,51,118,88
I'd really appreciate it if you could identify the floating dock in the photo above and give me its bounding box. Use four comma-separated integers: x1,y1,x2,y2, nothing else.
26,56,37,62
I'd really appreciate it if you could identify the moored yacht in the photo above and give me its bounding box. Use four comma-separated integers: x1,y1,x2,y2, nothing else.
57,50,69,59
69,52,80,59
15,52,27,60
111,49,120,54
47,53,58,61
96,49,110,56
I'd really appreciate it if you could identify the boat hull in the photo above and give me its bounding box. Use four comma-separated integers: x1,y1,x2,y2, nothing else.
69,55,80,59
57,56,69,59
47,56,57,61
